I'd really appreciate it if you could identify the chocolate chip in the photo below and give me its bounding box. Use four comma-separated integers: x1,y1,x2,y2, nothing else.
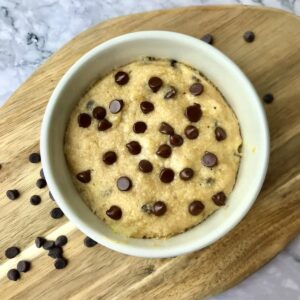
140,101,154,114
159,122,174,135
185,103,202,122
98,119,112,131
50,207,64,219
36,178,47,189
170,59,177,67
243,31,255,43
202,152,218,167
138,160,153,173
159,168,174,183
148,77,163,92
7,269,20,281
29,152,41,163
48,246,63,259
55,235,68,247
54,258,68,269
86,100,95,110
126,141,141,155
102,151,117,165
49,191,55,201
189,83,204,96
5,246,20,259
115,71,129,85
78,113,91,128
109,99,124,114
188,200,205,215
141,203,153,214
215,127,227,141
92,106,106,120
156,144,172,158
117,176,132,191
84,236,97,248
201,34,214,45
164,86,177,99
212,192,227,206
184,125,199,139
153,201,167,216
43,240,55,250
30,195,41,205
40,168,45,179
76,170,91,183
106,205,122,220
133,121,147,133
179,168,194,181
35,236,46,248
17,260,31,273
263,93,274,104
169,134,184,147
6,189,20,200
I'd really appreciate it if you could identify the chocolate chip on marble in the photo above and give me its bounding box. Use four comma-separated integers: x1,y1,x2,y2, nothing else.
126,141,141,155
185,103,202,122
92,106,106,120
159,122,174,135
189,83,204,96
133,121,147,133
243,31,255,43
179,168,194,181
36,178,47,189
212,192,227,206
50,207,64,219
109,99,124,114
17,260,31,273
148,77,163,93
76,170,91,183
7,269,20,281
98,119,112,131
140,101,154,114
84,236,97,248
153,201,167,216
215,127,227,141
169,134,184,147
184,125,199,139
78,113,91,128
102,151,117,165
202,152,218,167
156,144,172,158
5,246,20,259
6,189,20,200
54,258,68,269
263,93,274,104
201,34,214,45
30,195,41,206
188,200,205,215
159,168,174,183
106,205,122,220
138,160,153,173
117,176,132,191
29,152,41,163
35,236,46,248
115,71,129,85
55,235,68,247
164,86,177,99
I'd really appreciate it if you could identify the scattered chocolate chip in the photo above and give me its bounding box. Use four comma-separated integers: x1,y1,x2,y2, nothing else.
153,201,167,216
50,207,64,219
54,258,68,269
29,152,41,163
212,192,227,206
164,86,177,99
102,151,117,165
48,246,63,259
43,240,55,250
55,235,68,247
170,59,177,67
189,83,204,96
35,236,46,248
170,134,184,147
159,168,174,183
98,119,112,131
40,168,45,179
263,93,274,104
49,191,55,201
202,152,218,167
148,77,163,92
17,260,31,273
84,236,97,248
215,127,227,141
117,176,132,191
109,99,124,114
115,71,129,85
243,31,255,42
7,269,20,281
138,160,153,173
92,106,106,120
141,203,153,214
30,195,41,205
36,178,47,189
201,34,214,45
6,189,20,200
159,122,174,135
76,170,91,183
106,205,122,220
126,141,141,155
5,247,20,259
179,168,194,181
185,103,202,122
78,113,91,128
189,200,205,215
156,144,172,158
140,101,154,114
133,121,147,133
184,125,199,139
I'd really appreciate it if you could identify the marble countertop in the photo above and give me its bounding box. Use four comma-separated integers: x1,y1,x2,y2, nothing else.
0,0,299,299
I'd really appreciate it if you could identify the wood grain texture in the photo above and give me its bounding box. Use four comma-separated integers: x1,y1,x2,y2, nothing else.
0,5,300,299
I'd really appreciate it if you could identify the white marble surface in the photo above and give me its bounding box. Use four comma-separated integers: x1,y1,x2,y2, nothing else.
0,0,299,299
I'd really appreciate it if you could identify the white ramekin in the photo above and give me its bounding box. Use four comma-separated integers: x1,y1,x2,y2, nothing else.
41,31,269,258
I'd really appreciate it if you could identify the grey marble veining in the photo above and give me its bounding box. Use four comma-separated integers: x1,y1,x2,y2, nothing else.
0,1,299,299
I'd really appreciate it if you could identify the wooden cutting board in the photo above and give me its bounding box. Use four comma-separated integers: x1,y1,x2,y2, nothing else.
0,5,299,299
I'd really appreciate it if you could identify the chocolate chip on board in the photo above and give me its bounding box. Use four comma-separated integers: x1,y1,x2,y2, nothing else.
55,235,68,247
201,34,214,45
43,240,55,250
6,189,20,200
17,260,31,273
48,246,63,259
263,93,274,104
29,152,41,163
30,195,41,205
7,269,20,281
243,31,255,43
54,258,68,270
35,236,46,248
84,236,97,248
50,207,64,219
36,178,47,189
5,246,20,259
